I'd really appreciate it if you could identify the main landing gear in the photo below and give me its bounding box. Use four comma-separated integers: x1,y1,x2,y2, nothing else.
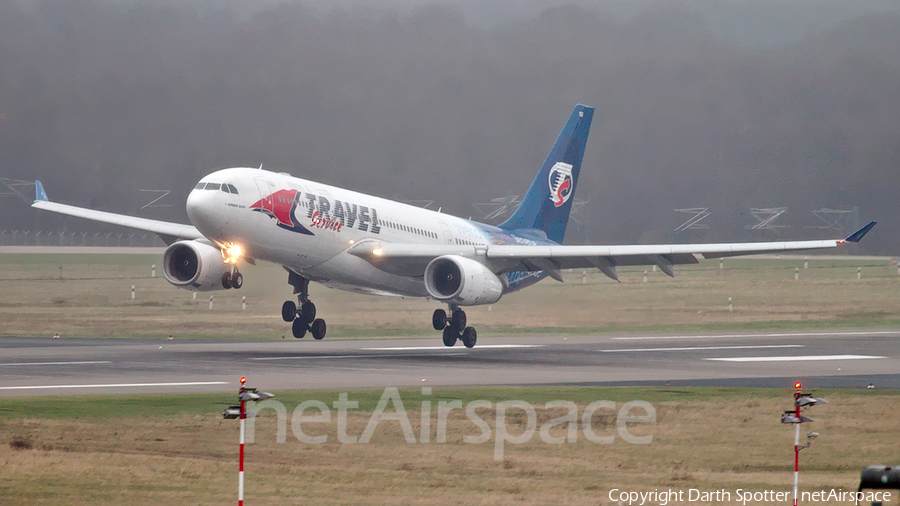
433,306,477,348
282,271,326,340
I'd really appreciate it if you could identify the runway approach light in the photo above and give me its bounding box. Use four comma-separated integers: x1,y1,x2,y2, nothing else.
239,391,275,402
781,411,814,424
795,395,827,408
225,377,274,505
783,385,827,506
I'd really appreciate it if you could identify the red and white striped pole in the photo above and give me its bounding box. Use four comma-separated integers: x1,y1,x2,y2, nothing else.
793,399,800,506
792,382,802,506
239,376,246,506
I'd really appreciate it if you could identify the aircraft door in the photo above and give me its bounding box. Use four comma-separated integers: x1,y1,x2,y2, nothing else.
438,221,453,245
254,179,275,213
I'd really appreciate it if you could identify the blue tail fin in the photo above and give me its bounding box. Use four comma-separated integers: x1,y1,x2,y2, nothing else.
498,104,593,243
35,180,48,202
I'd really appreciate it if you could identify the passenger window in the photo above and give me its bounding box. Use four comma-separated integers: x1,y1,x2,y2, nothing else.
194,182,206,190
206,183,221,191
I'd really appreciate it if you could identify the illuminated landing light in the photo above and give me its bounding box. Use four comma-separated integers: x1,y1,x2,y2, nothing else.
372,248,383,256
223,243,244,264
794,382,802,389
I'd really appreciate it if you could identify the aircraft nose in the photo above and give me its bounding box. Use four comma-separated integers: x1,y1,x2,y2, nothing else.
186,189,217,233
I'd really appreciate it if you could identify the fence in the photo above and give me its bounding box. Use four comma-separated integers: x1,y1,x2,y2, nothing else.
0,230,167,247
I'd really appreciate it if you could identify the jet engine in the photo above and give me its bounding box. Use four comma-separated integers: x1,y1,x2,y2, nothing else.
424,255,504,306
162,240,231,291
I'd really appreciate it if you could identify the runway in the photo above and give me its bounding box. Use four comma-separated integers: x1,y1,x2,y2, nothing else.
0,329,897,397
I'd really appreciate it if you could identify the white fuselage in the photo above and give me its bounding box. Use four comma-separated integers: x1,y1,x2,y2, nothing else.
186,167,493,297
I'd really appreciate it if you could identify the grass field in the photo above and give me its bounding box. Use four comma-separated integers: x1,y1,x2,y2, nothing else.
1,386,897,505
0,251,898,339
1,252,898,504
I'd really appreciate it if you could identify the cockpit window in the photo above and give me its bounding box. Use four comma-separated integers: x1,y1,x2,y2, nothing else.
195,181,236,193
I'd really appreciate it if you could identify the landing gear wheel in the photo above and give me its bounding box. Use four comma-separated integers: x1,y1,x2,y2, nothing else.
231,271,243,289
282,301,297,322
310,318,327,340
461,327,477,348
300,301,317,324
451,309,467,332
442,326,459,347
291,318,307,339
432,309,447,330
221,272,232,289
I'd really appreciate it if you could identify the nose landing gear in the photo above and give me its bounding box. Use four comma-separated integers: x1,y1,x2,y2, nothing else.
283,271,326,340
221,267,243,289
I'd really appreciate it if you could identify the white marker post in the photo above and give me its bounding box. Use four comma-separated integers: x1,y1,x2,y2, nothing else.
151,264,156,278
643,270,648,283
242,296,246,311
795,268,799,280
719,259,724,270
131,285,135,300
728,297,733,313
209,295,213,310
857,267,861,279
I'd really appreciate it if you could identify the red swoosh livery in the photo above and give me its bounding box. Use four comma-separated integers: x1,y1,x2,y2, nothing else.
249,189,314,235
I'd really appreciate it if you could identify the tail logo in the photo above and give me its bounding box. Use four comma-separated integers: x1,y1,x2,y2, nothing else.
548,162,574,208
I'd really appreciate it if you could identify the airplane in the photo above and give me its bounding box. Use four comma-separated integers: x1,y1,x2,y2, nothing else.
30,104,875,348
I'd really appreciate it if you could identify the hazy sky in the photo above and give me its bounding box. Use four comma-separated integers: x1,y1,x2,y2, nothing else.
1,0,897,252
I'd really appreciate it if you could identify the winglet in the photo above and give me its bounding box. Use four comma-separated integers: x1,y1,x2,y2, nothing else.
843,220,876,243
35,180,48,202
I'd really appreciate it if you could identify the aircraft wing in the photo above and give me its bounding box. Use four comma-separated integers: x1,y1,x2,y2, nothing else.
348,221,876,281
30,181,203,244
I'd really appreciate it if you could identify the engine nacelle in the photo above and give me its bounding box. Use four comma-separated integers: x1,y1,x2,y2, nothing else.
162,240,230,291
424,255,504,306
